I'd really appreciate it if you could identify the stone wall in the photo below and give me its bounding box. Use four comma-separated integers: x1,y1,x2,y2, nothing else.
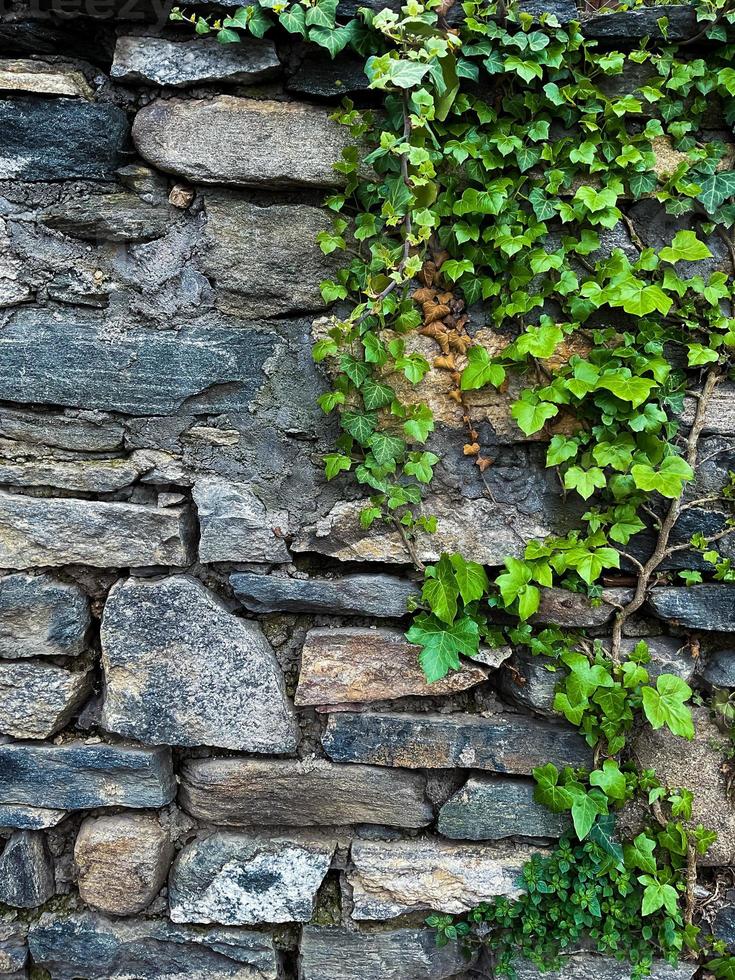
0,2,735,978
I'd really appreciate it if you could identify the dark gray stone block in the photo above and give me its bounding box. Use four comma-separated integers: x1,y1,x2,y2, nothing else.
582,6,697,43
0,831,54,909
0,573,90,658
40,193,176,243
438,775,569,840
648,585,735,631
230,572,418,617
702,648,735,687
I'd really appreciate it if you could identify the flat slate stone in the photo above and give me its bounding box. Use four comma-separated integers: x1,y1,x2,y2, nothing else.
112,35,280,87
0,573,90,658
648,585,735,630
299,926,475,980
230,572,419,617
0,59,93,98
0,741,176,810
193,478,291,564
179,756,433,829
169,831,335,925
133,96,353,188
348,838,538,919
499,652,558,717
0,660,92,739
438,775,569,840
41,193,175,242
0,805,66,830
287,52,370,99
0,308,277,415
0,407,124,453
511,953,697,980
532,587,630,628
322,711,591,772
0,831,54,908
0,96,128,181
100,575,298,752
0,919,27,976
701,648,735,687
201,193,333,316
0,491,194,569
296,627,488,706
29,911,281,980
582,6,697,43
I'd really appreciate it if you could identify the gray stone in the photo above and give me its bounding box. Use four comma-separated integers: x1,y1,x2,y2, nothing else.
179,756,433,829
75,813,174,916
0,446,141,493
41,193,175,242
702,648,735,687
499,653,558,717
713,903,735,948
322,711,591,772
28,911,281,980
169,831,335,925
532,587,630,628
230,572,418,617
100,575,298,752
648,585,735,630
0,58,92,98
0,660,92,739
0,308,278,415
438,775,569,841
201,193,333,316
296,627,488,706
0,491,194,569
522,0,577,20
634,707,735,866
511,954,697,980
0,831,54,908
684,382,735,436
348,837,537,919
112,35,280,87
0,97,128,181
582,6,697,42
0,742,176,810
299,926,473,980
133,96,353,188
617,636,696,683
0,574,90,658
0,805,66,830
0,920,27,976
193,479,291,564
287,53,369,99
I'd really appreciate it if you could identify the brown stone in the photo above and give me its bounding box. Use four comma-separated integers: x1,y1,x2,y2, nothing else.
74,812,174,915
295,627,488,706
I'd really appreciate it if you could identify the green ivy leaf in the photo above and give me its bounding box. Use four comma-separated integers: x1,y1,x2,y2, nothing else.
449,553,490,605
641,674,695,739
631,456,694,498
589,759,627,801
461,347,506,391
406,613,480,682
511,394,559,436
659,230,714,264
422,554,460,624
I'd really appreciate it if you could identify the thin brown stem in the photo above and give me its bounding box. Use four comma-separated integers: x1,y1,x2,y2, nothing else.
391,514,425,572
685,840,698,926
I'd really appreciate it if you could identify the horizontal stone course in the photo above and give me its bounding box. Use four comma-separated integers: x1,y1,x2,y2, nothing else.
0,573,90,658
40,192,175,243
230,571,419,617
648,585,735,630
179,756,433,828
438,775,570,841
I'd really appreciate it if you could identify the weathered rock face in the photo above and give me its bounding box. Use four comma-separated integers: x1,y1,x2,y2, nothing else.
0,573,90,658
169,832,335,925
133,97,353,188
28,912,281,980
192,479,291,564
702,648,735,687
438,775,569,841
0,918,27,976
0,742,176,810
0,491,194,569
0,660,92,738
532,587,629,628
648,585,735,631
322,711,591,772
0,58,93,97
0,97,128,181
41,193,176,242
0,805,66,830
634,707,735,866
201,194,333,316
295,627,488,706
499,653,558,718
179,757,433,829
299,926,474,980
511,954,697,980
348,838,537,919
100,576,298,752
230,572,419,618
112,35,280,87
582,6,697,42
0,831,54,908
75,813,174,915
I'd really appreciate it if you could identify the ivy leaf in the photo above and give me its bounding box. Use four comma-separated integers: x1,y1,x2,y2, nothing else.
404,404,435,443
595,374,656,409
533,763,574,812
304,0,337,28
564,466,607,500
422,555,460,624
624,832,657,875
406,613,480,682
687,343,718,367
641,674,695,739
659,230,713,264
342,411,377,444
404,450,439,483
697,171,735,214
461,347,506,391
495,557,532,606
639,877,679,917
511,394,559,436
361,378,394,410
589,759,627,801
278,4,307,34
449,553,490,604
631,456,694,498
569,788,603,841
547,435,579,466
368,432,405,466
514,324,563,359
589,812,625,867
324,453,351,480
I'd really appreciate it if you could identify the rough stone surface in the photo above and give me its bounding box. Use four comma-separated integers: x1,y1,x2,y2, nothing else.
28,912,281,980
348,838,537,919
713,903,735,948
295,627,488,706
0,491,194,570
438,775,569,841
101,575,297,752
0,742,176,810
112,35,280,87
179,757,433,829
648,585,735,630
299,926,474,980
287,52,370,99
532,587,630,628
0,805,66,830
0,660,92,738
0,97,128,181
201,193,333,316
702,648,735,687
322,711,591,772
169,831,335,925
133,97,353,188
0,308,278,415
75,813,174,916
511,954,697,980
634,707,735,866
0,573,90,659
193,479,292,564
0,831,54,908
0,58,92,97
230,572,419,617
499,653,559,718
0,408,124,453
0,919,27,976
582,6,697,42
41,193,175,242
